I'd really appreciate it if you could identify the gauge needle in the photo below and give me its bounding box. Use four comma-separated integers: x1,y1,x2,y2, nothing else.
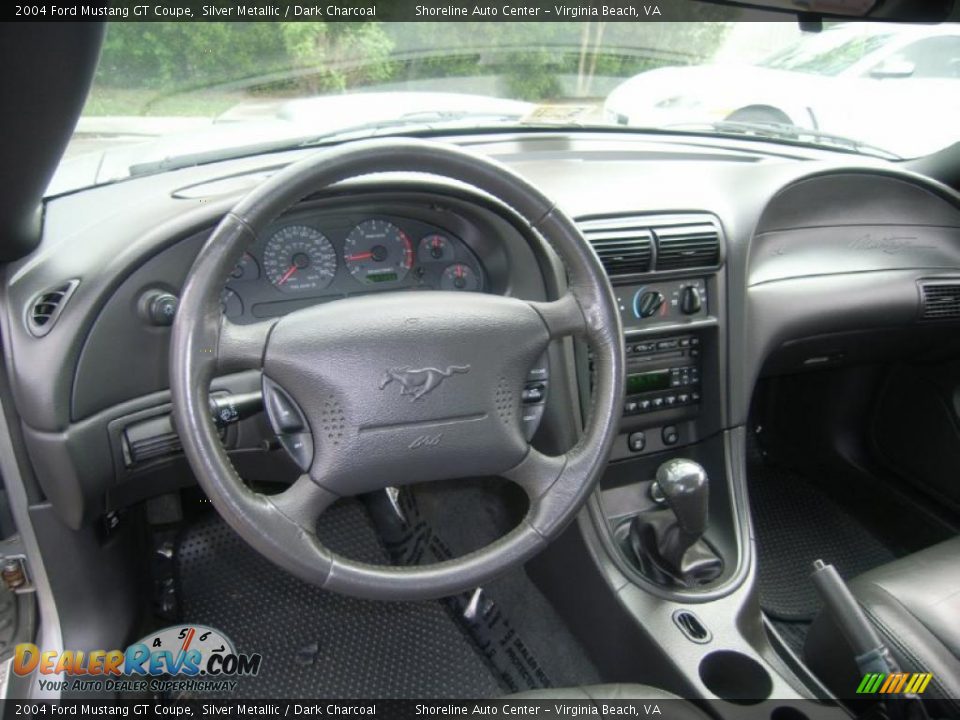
345,251,374,261
278,264,298,285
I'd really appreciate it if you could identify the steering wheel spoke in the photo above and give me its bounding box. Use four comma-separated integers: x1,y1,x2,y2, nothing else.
503,446,567,502
267,474,339,531
528,292,588,341
217,317,274,372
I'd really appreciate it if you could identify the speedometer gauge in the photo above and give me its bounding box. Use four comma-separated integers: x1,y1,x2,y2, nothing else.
344,220,413,285
263,225,337,293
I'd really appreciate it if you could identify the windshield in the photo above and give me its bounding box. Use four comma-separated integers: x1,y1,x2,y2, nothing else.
54,20,960,194
757,26,894,75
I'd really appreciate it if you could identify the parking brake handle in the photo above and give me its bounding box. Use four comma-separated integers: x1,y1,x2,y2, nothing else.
810,560,929,720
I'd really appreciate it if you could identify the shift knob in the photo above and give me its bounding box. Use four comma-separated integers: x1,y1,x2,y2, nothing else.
653,458,709,538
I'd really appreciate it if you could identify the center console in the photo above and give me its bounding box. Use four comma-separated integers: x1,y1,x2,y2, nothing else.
590,274,723,463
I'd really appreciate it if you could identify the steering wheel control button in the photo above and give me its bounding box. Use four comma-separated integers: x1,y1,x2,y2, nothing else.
263,378,306,433
279,433,313,472
521,403,546,441
521,383,546,404
662,425,680,446
628,431,646,453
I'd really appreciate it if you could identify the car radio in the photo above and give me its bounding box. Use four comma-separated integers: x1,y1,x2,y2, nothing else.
622,334,701,416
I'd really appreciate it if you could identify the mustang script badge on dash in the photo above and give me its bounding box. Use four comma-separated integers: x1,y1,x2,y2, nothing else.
379,365,471,400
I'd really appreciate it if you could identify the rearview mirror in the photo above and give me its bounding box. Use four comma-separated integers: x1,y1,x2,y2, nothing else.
870,59,917,79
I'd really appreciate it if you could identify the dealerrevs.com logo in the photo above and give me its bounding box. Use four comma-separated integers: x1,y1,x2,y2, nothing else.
13,625,262,694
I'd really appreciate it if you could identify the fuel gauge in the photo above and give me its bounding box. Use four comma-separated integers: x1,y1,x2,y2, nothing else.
441,263,480,292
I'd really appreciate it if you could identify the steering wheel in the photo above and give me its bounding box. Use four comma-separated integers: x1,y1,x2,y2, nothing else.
170,139,623,601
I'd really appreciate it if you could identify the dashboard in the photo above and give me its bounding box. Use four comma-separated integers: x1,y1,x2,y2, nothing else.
6,131,960,533
221,209,487,324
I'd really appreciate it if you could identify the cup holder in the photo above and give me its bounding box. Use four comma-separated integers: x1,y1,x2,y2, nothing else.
698,650,773,705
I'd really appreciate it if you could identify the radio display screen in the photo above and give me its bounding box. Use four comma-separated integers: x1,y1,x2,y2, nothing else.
626,370,671,395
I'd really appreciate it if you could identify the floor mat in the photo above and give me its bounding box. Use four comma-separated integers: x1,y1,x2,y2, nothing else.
769,619,811,658
375,485,602,693
747,443,897,622
175,501,504,699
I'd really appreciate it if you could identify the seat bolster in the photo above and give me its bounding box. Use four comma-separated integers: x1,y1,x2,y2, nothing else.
804,537,960,717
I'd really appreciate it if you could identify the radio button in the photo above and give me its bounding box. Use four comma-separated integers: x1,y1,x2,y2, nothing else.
678,393,690,404
656,339,679,351
652,397,665,409
625,401,638,414
638,399,652,412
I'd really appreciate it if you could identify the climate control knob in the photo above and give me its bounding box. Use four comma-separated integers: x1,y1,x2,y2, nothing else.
680,286,703,315
636,290,665,319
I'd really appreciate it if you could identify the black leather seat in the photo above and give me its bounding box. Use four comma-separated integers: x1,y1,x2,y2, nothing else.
508,685,710,719
804,536,960,717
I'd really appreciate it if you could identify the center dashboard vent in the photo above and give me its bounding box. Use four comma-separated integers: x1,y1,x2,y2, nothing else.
653,217,721,271
578,217,653,276
578,214,721,277
920,281,960,320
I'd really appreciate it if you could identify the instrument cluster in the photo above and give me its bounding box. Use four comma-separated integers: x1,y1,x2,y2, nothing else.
221,212,486,323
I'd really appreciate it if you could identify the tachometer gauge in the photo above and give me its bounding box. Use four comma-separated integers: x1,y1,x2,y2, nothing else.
262,225,337,293
441,263,481,292
344,220,413,285
418,233,455,263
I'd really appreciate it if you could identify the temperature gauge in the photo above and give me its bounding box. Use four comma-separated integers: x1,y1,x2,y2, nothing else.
441,264,480,292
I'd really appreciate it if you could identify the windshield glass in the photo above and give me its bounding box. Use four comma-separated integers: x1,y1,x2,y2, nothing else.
757,26,894,75
54,20,960,194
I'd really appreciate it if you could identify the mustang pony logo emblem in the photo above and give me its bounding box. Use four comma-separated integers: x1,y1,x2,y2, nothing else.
379,365,471,400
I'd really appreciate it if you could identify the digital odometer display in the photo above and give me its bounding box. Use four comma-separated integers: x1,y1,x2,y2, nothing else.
626,370,671,395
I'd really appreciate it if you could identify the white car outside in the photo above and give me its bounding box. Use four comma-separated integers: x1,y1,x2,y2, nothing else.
604,23,960,157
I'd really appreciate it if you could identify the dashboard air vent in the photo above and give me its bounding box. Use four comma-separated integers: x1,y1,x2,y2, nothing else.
920,282,960,320
577,217,653,276
27,280,79,337
653,219,721,271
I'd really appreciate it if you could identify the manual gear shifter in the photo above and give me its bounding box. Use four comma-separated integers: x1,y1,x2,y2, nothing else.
628,459,723,587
